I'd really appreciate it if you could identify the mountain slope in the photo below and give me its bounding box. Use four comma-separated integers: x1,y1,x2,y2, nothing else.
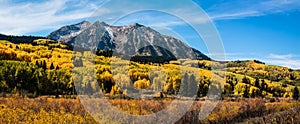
48,21,210,61
47,21,91,43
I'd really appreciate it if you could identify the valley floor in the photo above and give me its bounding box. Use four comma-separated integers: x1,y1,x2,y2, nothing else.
0,97,299,124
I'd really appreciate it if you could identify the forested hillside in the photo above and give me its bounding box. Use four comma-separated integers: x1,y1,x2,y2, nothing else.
0,39,299,99
0,34,46,44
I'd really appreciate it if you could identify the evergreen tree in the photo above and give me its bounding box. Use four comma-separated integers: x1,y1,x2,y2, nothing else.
203,84,209,96
254,78,260,88
35,60,39,67
55,65,59,70
261,79,266,91
243,85,249,98
42,60,47,70
293,87,299,100
160,92,164,99
50,63,55,70
197,83,203,97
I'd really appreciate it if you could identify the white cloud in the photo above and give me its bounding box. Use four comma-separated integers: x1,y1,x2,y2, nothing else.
0,0,107,35
1,0,300,35
264,59,300,69
114,0,300,26
263,54,300,69
86,0,212,28
0,0,212,35
211,11,261,20
268,54,293,60
207,0,300,20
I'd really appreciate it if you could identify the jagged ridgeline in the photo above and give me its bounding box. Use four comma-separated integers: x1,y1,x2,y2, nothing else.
47,21,210,63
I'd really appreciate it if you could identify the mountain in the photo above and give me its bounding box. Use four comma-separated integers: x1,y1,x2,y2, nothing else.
47,21,91,43
48,21,210,61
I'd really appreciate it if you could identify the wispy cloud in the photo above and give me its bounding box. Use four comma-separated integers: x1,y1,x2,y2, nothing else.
88,1,212,28
0,0,212,35
268,53,293,60
211,11,261,20
1,0,300,35
97,0,300,27
0,0,107,35
262,54,300,69
264,59,300,69
207,0,300,20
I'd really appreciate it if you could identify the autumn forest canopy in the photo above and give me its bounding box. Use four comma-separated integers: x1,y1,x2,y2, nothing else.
0,37,299,100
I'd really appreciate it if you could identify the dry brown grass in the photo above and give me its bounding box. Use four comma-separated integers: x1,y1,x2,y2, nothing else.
0,97,299,123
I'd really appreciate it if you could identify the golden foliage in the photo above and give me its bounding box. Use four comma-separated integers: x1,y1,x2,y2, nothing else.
134,79,150,89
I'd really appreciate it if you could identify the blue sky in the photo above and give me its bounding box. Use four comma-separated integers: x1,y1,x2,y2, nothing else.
0,0,299,69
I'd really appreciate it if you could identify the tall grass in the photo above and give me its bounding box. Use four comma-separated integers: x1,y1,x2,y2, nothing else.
0,97,298,123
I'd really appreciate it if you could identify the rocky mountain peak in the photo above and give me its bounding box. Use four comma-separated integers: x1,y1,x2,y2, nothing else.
93,21,110,27
78,21,91,26
47,21,91,42
48,21,211,61
129,23,144,28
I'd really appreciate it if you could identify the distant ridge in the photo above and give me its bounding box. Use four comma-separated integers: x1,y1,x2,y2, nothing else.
0,33,46,44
